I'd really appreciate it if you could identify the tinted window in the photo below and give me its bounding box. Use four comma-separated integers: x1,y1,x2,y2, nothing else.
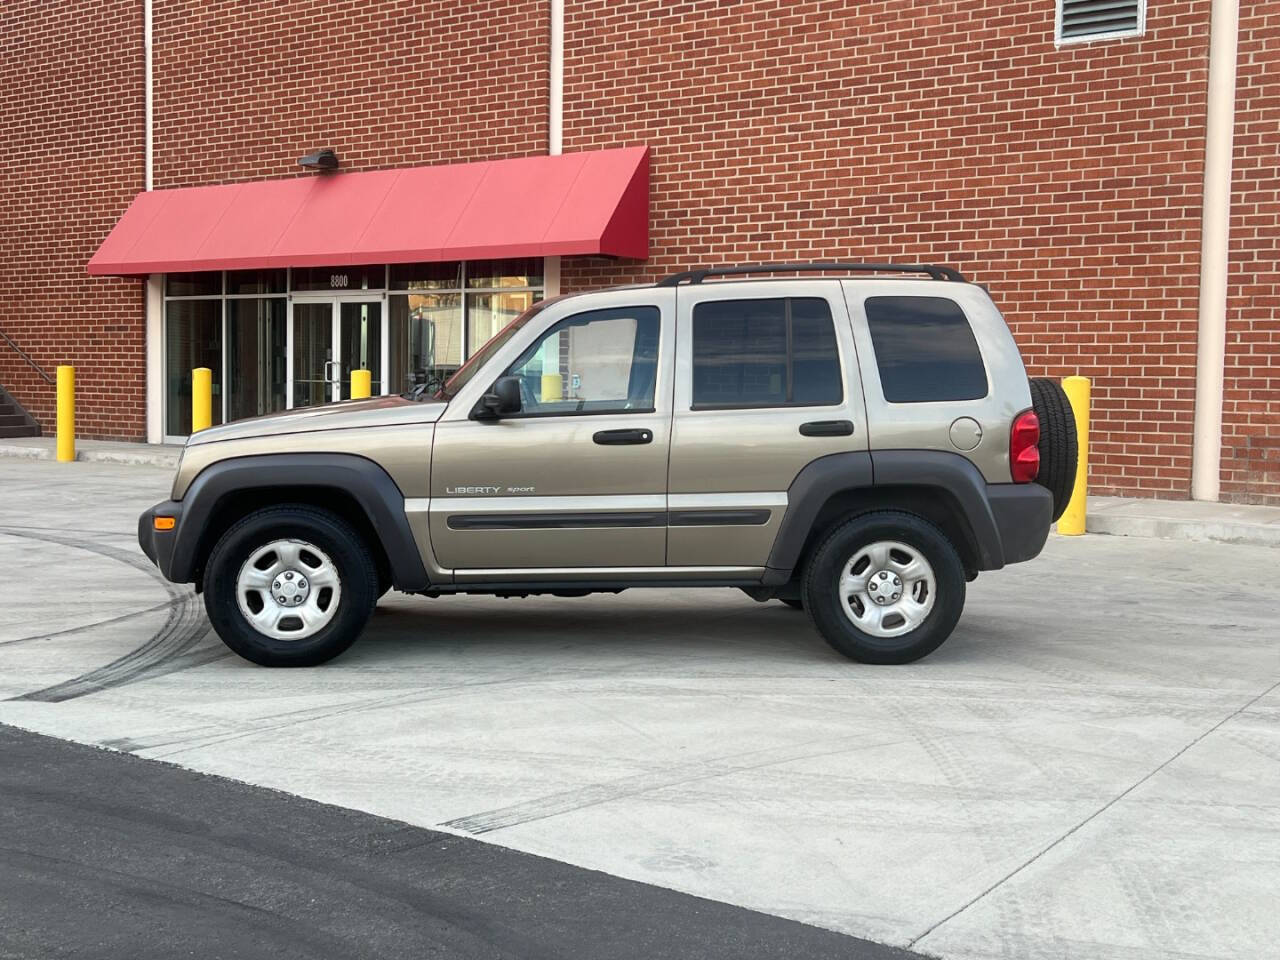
507,306,660,415
692,298,841,408
864,297,987,403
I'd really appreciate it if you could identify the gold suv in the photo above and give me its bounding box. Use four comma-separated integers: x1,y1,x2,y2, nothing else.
140,263,1077,667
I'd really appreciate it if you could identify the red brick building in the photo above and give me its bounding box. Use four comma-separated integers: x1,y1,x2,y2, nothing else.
1,0,1275,503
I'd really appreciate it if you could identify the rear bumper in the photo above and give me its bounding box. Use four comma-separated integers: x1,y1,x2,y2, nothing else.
986,484,1052,566
138,500,184,582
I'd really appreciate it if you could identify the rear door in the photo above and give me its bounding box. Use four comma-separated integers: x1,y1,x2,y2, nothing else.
666,280,868,568
429,288,675,574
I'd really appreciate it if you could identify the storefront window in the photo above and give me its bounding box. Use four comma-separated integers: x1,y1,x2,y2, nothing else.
227,298,286,421
389,293,462,394
163,260,543,434
164,298,223,436
467,291,538,357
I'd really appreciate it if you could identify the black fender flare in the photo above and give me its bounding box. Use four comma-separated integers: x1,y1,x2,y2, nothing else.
165,453,429,591
763,450,1006,582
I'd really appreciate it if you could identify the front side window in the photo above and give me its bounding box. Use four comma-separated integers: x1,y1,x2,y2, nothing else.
691,297,842,409
864,296,988,403
505,306,661,415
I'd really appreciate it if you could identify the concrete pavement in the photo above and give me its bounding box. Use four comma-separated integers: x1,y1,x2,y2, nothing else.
1,456,1278,959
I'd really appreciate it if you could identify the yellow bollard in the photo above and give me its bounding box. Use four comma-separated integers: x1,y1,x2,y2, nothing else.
1058,376,1091,536
192,367,212,433
540,373,563,403
56,365,75,462
350,368,372,400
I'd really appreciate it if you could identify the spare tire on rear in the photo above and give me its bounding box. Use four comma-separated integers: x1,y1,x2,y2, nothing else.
1029,377,1078,522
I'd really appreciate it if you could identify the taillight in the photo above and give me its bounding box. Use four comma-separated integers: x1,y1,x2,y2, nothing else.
1010,410,1040,483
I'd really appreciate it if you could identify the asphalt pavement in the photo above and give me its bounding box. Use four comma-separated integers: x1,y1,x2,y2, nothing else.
0,723,917,960
1,457,1278,960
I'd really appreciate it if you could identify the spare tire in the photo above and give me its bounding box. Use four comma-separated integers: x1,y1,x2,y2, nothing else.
1029,377,1078,522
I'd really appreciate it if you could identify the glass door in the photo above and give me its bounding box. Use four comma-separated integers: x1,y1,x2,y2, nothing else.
292,301,337,408
338,299,382,399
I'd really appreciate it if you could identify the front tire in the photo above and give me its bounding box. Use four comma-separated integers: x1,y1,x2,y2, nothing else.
203,505,378,667
802,511,965,664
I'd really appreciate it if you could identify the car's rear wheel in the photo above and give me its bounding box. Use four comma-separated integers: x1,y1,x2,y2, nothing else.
1029,377,1078,522
803,511,965,664
203,505,378,667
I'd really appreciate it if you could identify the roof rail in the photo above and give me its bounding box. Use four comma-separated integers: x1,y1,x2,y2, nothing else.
655,262,967,287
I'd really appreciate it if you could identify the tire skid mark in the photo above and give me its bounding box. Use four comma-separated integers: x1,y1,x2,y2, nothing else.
0,600,175,648
442,730,935,836
0,527,212,702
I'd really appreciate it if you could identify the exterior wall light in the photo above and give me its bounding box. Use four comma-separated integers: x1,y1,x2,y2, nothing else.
299,149,339,171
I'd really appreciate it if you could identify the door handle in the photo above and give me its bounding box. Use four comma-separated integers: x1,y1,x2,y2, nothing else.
593,428,654,445
799,420,854,437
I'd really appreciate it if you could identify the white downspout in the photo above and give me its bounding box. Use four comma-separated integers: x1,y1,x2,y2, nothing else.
1191,0,1240,501
144,0,161,442
545,0,564,298
144,0,153,191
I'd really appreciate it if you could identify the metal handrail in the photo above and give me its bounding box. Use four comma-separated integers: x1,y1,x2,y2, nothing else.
0,329,54,384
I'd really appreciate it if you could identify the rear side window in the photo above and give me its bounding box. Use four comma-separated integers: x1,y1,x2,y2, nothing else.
692,297,842,409
864,296,987,403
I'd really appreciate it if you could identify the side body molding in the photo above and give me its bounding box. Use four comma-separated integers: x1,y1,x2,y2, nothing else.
868,450,1005,570
169,453,429,590
764,452,874,578
763,449,1010,583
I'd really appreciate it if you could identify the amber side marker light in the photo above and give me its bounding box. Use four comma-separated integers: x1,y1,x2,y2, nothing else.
153,517,176,531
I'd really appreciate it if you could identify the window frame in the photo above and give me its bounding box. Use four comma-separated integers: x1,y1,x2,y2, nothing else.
1055,0,1146,46
689,296,845,412
498,305,663,420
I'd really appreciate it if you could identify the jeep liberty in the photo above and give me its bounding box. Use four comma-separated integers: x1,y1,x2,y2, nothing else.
139,263,1078,667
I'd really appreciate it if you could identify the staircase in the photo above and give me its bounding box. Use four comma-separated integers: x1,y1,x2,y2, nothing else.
0,383,41,439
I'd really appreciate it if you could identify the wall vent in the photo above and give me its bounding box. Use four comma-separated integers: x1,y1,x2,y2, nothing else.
1057,0,1145,43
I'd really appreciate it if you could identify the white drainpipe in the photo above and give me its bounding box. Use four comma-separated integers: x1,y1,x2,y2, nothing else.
1191,0,1241,501
144,0,153,191
545,0,564,297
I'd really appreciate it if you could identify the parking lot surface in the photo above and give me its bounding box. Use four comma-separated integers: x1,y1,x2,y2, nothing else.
1,457,1277,959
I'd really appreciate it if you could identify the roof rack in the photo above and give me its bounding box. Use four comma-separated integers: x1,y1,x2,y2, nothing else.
655,262,967,287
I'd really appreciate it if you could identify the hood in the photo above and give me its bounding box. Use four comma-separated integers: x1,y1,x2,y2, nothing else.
187,395,447,445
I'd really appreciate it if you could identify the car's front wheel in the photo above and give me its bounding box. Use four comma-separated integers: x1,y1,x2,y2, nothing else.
803,511,965,664
203,505,379,667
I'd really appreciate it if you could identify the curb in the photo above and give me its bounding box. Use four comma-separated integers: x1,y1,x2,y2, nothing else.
0,444,180,469
1084,512,1280,549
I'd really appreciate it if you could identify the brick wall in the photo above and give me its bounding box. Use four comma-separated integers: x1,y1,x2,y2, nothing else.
0,1,144,440
561,0,1215,500
1222,1,1280,504
152,0,549,189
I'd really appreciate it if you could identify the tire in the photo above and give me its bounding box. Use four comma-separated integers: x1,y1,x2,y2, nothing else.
203,505,379,667
802,511,965,664
1029,377,1078,522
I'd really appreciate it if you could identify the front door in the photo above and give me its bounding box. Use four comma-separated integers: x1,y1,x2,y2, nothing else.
290,297,385,407
428,289,675,573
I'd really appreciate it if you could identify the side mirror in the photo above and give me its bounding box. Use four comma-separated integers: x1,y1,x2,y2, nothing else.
475,375,522,419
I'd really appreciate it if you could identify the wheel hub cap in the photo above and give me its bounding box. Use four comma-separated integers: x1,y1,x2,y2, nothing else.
866,570,903,605
235,538,341,641
271,570,310,606
837,540,937,639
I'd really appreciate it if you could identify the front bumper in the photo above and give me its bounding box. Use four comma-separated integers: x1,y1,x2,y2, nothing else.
138,500,184,582
986,483,1053,566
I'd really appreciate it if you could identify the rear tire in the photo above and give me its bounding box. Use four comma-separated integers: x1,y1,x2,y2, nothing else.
203,505,378,667
802,511,965,664
1029,377,1078,522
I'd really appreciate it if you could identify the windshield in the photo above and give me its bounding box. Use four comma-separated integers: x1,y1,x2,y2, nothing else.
410,300,550,402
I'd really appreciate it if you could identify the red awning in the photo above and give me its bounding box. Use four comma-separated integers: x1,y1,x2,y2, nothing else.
88,146,649,276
